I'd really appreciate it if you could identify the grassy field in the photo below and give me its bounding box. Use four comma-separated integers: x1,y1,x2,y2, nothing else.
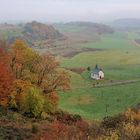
58,31,140,120
59,81,140,120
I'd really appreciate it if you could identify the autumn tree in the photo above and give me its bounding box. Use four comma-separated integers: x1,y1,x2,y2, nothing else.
10,39,70,93
9,79,33,110
34,54,70,93
0,47,13,106
10,39,40,79
8,39,70,114
23,87,45,117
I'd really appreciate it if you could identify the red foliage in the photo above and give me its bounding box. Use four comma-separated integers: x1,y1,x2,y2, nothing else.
0,48,13,106
39,121,69,140
56,113,82,125
49,92,59,106
35,120,89,140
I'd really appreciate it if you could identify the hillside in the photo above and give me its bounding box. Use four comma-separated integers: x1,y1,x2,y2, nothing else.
54,21,114,34
22,21,64,44
0,21,64,45
41,21,114,57
0,22,114,57
59,31,140,120
0,23,23,41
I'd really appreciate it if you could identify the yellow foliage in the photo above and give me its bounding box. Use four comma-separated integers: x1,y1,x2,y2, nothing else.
101,130,120,140
125,108,140,122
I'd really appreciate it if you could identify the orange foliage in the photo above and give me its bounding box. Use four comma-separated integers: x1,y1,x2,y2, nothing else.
0,39,70,114
10,40,70,94
36,54,70,93
11,80,32,106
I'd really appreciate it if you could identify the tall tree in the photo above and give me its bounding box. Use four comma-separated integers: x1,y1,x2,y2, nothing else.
35,54,70,93
9,40,70,111
10,39,40,79
0,47,13,106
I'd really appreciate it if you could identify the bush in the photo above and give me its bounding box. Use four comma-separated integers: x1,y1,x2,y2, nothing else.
44,93,58,114
0,106,7,116
7,112,20,121
55,110,82,125
87,66,91,71
31,124,38,133
101,114,126,129
23,87,45,117
0,125,31,140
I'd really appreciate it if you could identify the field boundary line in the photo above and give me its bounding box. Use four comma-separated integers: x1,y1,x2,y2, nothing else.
59,79,140,91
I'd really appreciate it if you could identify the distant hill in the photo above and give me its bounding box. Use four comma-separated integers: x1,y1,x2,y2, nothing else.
4,21,64,45
54,22,114,34
112,18,140,29
0,21,114,53
22,21,63,44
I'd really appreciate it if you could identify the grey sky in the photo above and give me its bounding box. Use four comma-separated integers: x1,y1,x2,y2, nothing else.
0,0,140,23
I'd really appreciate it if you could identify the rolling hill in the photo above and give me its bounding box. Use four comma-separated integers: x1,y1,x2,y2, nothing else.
54,21,114,34
0,21,64,45
22,21,64,44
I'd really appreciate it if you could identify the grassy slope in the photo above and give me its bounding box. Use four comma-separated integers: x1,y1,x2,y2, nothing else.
58,31,140,120
61,31,140,80
59,81,140,120
54,24,87,33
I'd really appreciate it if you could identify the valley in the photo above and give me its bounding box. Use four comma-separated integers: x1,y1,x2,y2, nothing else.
57,28,140,120
0,21,140,121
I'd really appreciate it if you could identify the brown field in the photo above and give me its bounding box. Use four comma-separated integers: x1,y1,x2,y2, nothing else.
65,67,86,74
34,29,104,57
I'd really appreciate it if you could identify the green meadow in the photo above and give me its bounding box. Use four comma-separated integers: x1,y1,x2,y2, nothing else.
58,31,140,120
59,81,140,120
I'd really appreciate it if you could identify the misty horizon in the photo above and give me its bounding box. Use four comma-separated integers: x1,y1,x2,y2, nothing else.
0,0,140,23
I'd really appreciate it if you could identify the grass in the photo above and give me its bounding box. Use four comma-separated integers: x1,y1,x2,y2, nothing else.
58,31,140,120
59,81,140,120
81,31,133,50
61,31,140,69
61,31,140,80
54,24,88,33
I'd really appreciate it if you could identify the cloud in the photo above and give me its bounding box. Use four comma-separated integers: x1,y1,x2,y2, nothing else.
0,0,139,22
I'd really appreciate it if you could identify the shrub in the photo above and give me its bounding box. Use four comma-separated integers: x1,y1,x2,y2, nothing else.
31,124,38,133
101,114,126,129
87,66,91,71
44,92,58,114
7,112,20,121
23,87,45,117
55,110,82,125
0,106,7,116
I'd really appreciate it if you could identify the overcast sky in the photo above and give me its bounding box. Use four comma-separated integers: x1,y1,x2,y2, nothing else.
0,0,140,23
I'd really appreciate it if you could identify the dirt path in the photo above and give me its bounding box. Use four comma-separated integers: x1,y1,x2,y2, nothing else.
130,39,140,48
61,79,140,91
127,32,140,48
94,79,140,88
